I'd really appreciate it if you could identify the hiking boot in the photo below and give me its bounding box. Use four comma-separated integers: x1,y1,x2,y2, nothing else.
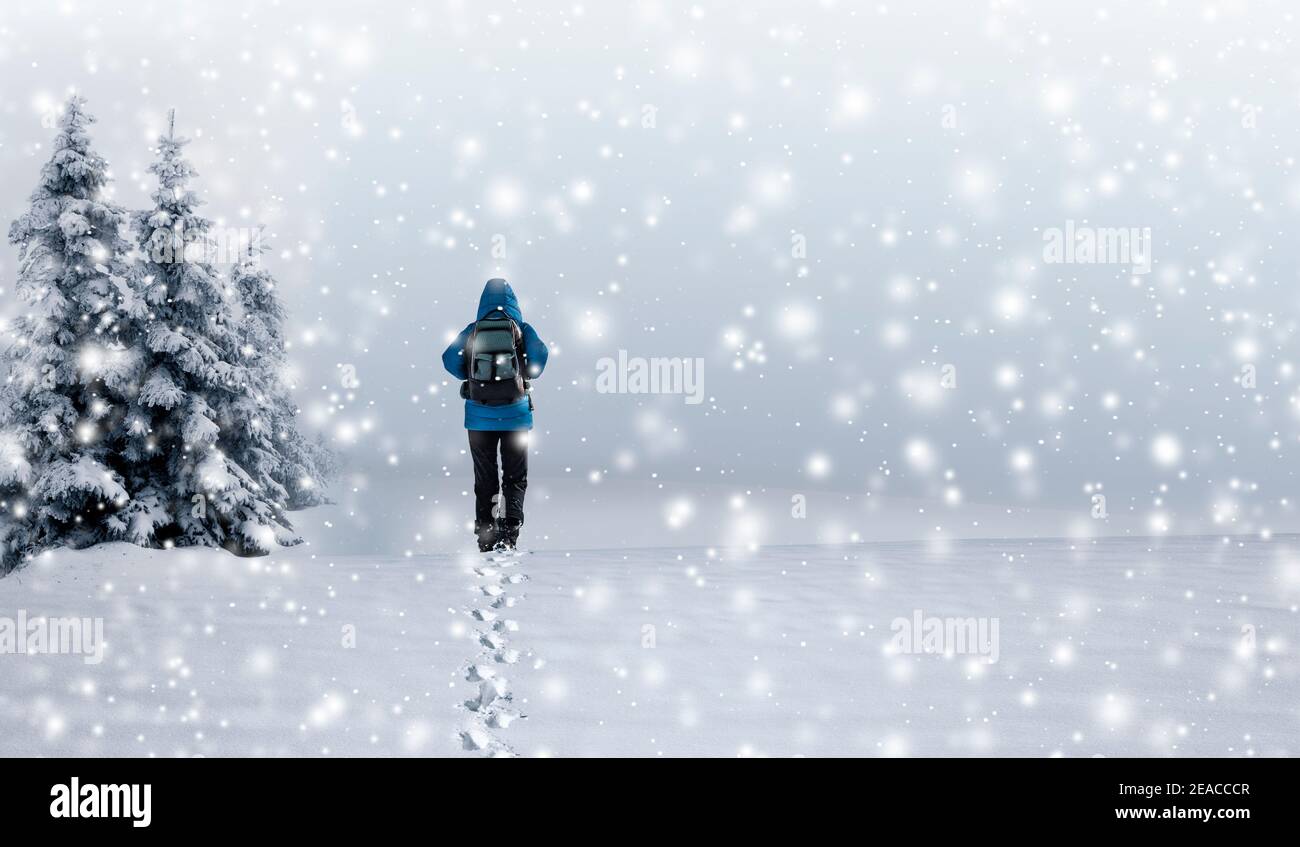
497,521,521,550
475,522,498,553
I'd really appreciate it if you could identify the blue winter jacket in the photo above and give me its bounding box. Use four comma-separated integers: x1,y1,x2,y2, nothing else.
442,278,549,431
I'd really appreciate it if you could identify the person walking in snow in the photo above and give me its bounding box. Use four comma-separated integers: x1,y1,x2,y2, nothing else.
443,279,549,551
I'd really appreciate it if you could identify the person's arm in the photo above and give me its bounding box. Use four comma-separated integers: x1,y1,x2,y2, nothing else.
441,323,474,379
520,322,549,378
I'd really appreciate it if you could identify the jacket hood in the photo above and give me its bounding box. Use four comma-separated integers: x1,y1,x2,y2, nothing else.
477,278,522,322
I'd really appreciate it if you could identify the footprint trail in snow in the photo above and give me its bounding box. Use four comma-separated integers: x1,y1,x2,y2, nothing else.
457,548,529,756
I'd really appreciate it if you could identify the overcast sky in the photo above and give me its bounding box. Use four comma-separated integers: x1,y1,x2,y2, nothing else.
1,1,1297,536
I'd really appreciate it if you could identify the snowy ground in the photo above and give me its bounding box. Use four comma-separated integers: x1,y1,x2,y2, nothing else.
2,500,1298,757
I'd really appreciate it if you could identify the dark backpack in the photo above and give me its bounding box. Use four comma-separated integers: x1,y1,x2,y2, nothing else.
461,312,528,405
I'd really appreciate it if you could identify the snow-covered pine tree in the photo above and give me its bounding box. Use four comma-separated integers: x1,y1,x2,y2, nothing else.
229,240,333,509
0,95,149,572
129,110,300,555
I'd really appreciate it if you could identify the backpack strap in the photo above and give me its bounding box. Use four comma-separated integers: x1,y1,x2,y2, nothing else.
512,321,534,408
462,321,479,379
512,321,526,374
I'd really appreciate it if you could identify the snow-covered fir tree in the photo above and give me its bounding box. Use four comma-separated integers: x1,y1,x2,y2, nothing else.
127,110,301,555
0,105,327,571
229,239,332,509
0,95,148,571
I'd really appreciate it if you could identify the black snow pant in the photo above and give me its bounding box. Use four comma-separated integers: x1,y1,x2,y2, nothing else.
469,429,529,530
